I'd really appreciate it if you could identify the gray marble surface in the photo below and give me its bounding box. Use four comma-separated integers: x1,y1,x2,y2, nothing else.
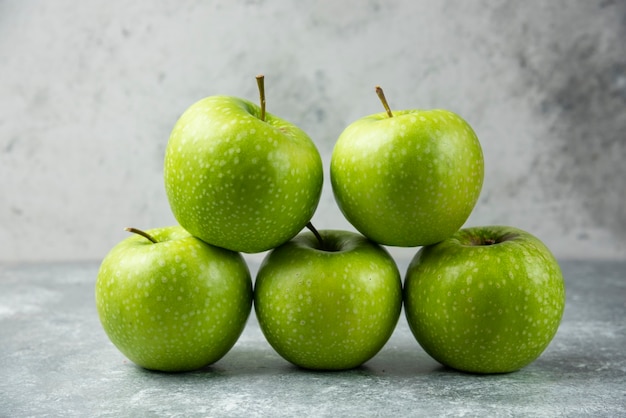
1,260,624,417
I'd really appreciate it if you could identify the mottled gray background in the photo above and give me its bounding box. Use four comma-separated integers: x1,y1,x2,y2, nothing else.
1,0,624,264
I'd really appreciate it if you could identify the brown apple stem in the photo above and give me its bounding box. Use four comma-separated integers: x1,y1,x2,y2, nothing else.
256,74,266,122
124,227,158,244
305,222,325,250
375,85,393,118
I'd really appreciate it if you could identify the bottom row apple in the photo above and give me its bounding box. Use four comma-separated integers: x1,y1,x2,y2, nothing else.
95,225,565,374
254,229,402,370
95,226,253,372
404,225,566,374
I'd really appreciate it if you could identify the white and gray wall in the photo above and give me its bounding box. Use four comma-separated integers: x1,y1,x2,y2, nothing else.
1,0,624,264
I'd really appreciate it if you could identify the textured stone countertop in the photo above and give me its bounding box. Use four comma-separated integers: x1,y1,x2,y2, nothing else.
1,260,624,417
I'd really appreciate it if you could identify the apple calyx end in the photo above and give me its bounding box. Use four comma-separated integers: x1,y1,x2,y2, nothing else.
125,227,158,244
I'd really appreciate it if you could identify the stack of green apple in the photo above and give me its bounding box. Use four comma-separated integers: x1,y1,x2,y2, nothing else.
95,76,565,374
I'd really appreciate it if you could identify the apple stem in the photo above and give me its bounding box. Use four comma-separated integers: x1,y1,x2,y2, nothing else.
124,227,158,244
256,74,266,122
305,222,326,250
375,85,393,118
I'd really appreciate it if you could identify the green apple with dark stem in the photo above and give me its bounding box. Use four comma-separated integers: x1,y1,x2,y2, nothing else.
330,86,484,247
95,226,253,372
164,75,323,253
254,226,403,370
404,225,566,374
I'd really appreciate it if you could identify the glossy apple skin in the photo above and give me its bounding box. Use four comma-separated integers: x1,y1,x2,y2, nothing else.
95,226,253,372
254,230,403,370
330,109,483,247
404,226,566,374
164,96,323,253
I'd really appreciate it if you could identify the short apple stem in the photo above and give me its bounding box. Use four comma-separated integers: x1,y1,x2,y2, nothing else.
305,222,325,250
256,74,266,122
375,85,393,118
124,227,158,244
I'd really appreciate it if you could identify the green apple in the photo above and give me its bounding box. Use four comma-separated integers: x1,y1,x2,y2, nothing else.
404,225,566,374
95,226,253,372
254,228,403,370
330,86,484,247
164,76,323,253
